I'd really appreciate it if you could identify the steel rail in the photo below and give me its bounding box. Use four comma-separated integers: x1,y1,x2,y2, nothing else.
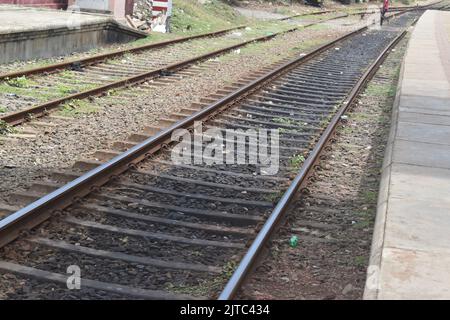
0,26,368,249
218,27,410,301
0,13,350,126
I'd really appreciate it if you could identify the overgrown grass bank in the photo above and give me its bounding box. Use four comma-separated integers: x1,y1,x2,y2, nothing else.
132,0,249,45
170,0,248,34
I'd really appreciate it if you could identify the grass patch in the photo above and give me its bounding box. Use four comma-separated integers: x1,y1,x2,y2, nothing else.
362,190,377,203
351,112,373,121
59,70,76,80
354,255,366,267
170,0,247,35
0,106,6,113
236,42,266,57
5,76,35,88
0,83,54,100
290,154,306,170
0,120,16,135
165,260,238,297
307,23,330,31
56,84,77,95
106,89,119,96
240,20,293,38
365,82,396,98
58,100,99,117
266,190,285,203
354,219,371,229
272,117,304,127
339,125,354,135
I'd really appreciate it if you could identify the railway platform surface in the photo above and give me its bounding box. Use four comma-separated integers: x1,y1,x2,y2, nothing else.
0,5,144,63
0,5,113,33
365,9,450,299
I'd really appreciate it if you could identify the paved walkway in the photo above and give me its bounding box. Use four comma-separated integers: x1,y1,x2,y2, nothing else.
365,10,450,300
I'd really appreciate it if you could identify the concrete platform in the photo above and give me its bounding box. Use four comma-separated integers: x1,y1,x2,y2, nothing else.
365,10,450,300
0,5,145,63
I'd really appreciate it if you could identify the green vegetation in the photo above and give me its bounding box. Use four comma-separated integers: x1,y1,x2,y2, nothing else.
272,117,303,127
0,75,97,103
306,23,330,31
0,120,16,135
165,260,238,297
170,0,247,35
354,255,366,267
122,52,133,60
60,70,75,79
56,84,76,95
5,76,34,88
362,190,377,203
319,113,334,128
339,125,354,135
222,260,237,278
352,209,373,230
266,190,285,203
106,89,119,96
290,154,306,170
353,218,371,229
0,106,6,113
241,21,294,38
366,82,397,98
0,83,54,100
58,100,99,117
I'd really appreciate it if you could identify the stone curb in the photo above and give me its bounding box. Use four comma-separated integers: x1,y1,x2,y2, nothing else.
362,31,411,300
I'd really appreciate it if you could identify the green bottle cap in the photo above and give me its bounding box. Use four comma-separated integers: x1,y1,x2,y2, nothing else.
289,235,299,248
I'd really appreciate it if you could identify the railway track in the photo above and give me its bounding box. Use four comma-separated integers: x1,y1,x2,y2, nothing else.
0,5,419,128
0,11,421,299
0,11,351,127
0,10,337,79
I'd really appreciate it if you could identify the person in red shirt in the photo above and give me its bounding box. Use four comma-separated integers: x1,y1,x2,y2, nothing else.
381,0,389,25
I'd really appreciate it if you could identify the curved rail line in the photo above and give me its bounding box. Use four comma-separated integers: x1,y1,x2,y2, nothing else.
0,11,421,299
